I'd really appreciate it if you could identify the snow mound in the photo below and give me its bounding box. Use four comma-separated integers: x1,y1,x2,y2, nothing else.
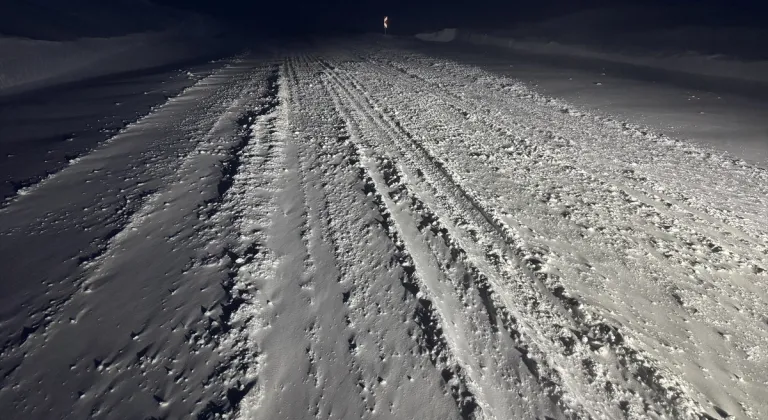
415,28,457,43
459,32,768,84
503,5,768,60
415,26,768,84
0,17,228,95
415,4,768,84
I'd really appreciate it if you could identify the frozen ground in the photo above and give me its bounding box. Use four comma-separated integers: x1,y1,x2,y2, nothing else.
1,37,767,420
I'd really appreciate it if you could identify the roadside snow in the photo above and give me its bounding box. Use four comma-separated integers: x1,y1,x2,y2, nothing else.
402,35,768,167
0,58,272,419
461,33,768,84
0,18,227,94
416,29,768,84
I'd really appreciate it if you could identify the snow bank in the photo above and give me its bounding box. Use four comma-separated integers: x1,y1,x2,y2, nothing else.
455,32,768,84
415,6,768,84
415,28,457,43
0,17,228,95
0,0,189,41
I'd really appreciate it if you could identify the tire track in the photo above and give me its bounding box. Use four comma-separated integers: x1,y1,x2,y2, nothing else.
319,61,482,418
319,54,703,418
320,56,595,417
236,54,471,420
373,52,768,258
322,57,569,419
345,51,768,419
233,54,388,419
291,54,464,419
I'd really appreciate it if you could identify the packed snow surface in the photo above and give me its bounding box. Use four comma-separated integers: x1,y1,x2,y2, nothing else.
1,38,767,420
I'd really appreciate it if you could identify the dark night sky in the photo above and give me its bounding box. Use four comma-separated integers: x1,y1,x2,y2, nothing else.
155,0,612,33
153,0,768,35
1,0,767,39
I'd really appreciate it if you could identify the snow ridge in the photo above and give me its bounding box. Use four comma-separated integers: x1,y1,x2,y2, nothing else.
195,65,282,419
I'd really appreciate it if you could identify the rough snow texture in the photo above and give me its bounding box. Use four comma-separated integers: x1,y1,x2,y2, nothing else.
1,40,767,420
0,57,276,418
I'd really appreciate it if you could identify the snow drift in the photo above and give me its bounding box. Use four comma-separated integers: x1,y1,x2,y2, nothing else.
0,1,231,95
0,23,227,94
456,32,768,84
415,5,768,84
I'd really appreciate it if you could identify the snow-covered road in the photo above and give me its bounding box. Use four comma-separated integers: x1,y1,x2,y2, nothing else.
1,39,767,420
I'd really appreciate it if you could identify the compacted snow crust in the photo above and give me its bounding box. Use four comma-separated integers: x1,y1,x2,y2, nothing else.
1,38,767,420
